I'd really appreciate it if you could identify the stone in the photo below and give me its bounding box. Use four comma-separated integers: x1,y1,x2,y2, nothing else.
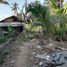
11,60,15,63
35,53,48,60
37,45,42,49
32,52,37,55
39,62,43,66
47,43,55,50
36,41,39,44
48,43,54,47
45,55,52,62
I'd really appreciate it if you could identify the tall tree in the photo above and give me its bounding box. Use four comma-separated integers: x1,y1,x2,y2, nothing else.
25,0,27,14
11,2,19,16
24,0,27,23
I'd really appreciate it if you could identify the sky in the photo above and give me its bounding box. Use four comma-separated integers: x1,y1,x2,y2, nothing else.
0,0,67,21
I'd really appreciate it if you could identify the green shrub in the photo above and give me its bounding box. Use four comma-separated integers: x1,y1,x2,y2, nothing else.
7,25,13,33
0,37,8,44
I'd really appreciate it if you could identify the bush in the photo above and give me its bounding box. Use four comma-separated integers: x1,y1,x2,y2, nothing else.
0,37,8,44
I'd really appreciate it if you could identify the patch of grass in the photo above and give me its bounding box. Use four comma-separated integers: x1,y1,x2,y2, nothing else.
0,49,9,64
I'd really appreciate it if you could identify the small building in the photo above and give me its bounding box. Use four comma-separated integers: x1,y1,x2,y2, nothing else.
0,16,23,22
0,15,23,36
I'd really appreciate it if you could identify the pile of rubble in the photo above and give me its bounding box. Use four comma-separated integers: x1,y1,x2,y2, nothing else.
31,42,67,67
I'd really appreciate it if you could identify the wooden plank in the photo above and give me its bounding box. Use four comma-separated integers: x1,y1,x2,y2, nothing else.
0,22,23,27
0,28,4,37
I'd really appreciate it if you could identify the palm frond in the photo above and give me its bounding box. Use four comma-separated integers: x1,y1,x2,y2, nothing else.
50,0,58,9
0,0,9,4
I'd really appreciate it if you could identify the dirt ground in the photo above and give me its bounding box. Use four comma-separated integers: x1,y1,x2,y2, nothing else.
1,38,39,67
1,38,67,67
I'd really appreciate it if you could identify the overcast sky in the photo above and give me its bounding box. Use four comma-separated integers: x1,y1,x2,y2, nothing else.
0,0,67,21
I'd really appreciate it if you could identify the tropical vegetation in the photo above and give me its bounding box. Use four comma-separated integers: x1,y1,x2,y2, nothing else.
26,0,67,41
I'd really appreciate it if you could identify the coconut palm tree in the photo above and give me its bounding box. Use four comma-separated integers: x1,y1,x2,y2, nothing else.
27,1,52,34
20,0,28,23
11,2,19,16
0,0,9,4
21,0,31,23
